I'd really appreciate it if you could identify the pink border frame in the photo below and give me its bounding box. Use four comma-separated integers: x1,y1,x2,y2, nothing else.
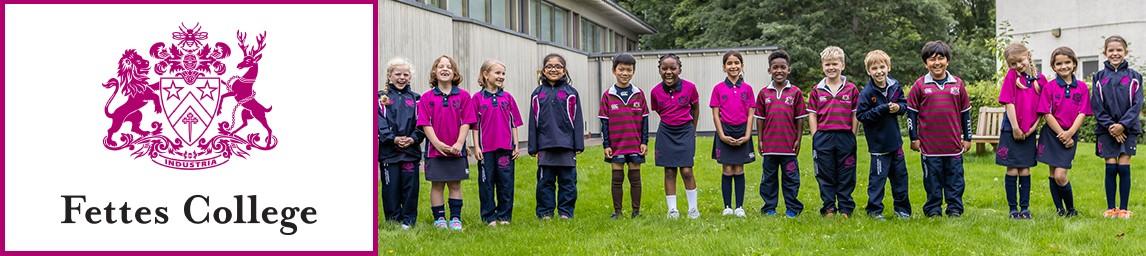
0,0,379,255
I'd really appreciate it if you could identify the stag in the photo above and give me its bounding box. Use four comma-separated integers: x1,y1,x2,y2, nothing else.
217,31,273,143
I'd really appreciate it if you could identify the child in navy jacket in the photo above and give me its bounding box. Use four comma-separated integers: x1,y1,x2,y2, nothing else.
856,50,911,219
529,53,585,219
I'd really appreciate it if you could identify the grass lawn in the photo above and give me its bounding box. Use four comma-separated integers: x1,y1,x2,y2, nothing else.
380,136,1143,254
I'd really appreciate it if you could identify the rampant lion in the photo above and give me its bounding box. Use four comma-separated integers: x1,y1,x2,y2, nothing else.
102,49,162,146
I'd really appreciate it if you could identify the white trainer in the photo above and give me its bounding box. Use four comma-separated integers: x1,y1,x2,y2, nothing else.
687,208,700,219
734,208,746,218
722,208,734,216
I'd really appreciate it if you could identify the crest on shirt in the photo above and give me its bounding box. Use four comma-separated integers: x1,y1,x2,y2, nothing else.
870,96,877,103
765,98,773,104
784,97,793,105
924,88,934,94
633,102,641,108
610,104,619,110
100,23,278,170
819,96,828,102
842,95,850,101
949,87,960,95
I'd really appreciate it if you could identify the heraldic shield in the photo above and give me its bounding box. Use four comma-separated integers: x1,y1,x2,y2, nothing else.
101,23,277,170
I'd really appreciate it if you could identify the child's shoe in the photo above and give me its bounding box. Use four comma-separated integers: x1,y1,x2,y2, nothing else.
734,208,746,218
448,218,463,231
722,208,734,216
433,218,448,229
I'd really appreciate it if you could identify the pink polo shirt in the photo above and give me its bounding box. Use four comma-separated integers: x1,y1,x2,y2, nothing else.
416,86,477,158
709,78,755,126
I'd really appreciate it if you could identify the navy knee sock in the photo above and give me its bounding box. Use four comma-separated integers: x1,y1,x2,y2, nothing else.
1005,175,1017,211
448,199,463,220
1105,163,1118,209
722,175,733,208
1048,177,1063,210
1119,165,1131,210
1019,175,1031,211
734,174,745,208
1061,182,1076,211
432,205,446,220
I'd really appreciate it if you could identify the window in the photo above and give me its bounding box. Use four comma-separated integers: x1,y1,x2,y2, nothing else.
553,9,566,45
1082,58,1100,83
491,0,508,28
447,0,463,15
468,0,486,22
581,20,605,53
1033,59,1043,74
540,5,551,42
526,0,536,36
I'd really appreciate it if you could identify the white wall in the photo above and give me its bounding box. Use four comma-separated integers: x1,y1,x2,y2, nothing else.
997,0,1146,78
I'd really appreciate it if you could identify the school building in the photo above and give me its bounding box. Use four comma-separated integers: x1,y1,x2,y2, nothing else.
996,0,1146,80
381,0,777,136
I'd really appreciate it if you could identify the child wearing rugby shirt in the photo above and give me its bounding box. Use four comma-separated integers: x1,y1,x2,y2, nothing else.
710,50,756,218
1037,47,1091,217
598,53,649,219
469,59,523,226
856,50,911,220
529,53,586,220
417,55,477,230
753,50,806,218
997,43,1044,220
379,57,425,230
807,46,860,218
907,41,973,218
650,54,702,219
1091,35,1141,219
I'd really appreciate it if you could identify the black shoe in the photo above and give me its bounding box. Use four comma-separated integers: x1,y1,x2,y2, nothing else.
926,212,943,218
1019,210,1032,219
610,211,621,219
631,210,640,218
1056,208,1067,217
948,212,962,218
1066,209,1078,217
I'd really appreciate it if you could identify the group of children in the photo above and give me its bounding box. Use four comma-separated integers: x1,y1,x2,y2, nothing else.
996,36,1141,220
380,36,1141,231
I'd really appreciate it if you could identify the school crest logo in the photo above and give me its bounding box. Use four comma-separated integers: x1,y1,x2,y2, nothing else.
924,88,933,94
784,97,793,105
949,87,960,95
765,98,773,104
101,23,277,170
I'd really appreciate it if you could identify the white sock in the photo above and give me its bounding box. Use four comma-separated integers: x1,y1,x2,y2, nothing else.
666,195,678,212
686,189,698,210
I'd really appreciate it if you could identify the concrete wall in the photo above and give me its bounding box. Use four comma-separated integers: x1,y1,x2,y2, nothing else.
997,0,1146,78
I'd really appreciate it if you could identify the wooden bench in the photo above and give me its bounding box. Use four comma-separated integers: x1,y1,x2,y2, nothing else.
970,107,1005,155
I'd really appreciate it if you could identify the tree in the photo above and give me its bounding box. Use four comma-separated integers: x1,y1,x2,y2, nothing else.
618,0,997,88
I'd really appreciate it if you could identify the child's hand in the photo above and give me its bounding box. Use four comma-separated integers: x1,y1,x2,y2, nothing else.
793,140,801,154
962,141,972,153
910,140,920,152
888,103,900,113
604,147,614,157
1065,138,1076,148
432,141,450,156
1057,130,1073,143
739,135,751,146
449,143,464,156
1110,124,1125,136
640,144,648,155
512,148,521,160
1115,133,1127,144
1012,129,1026,141
720,135,735,145
471,145,483,160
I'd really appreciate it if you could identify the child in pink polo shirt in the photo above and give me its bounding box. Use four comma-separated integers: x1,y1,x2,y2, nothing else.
650,54,702,219
469,59,523,226
710,50,756,218
807,46,860,218
598,53,649,219
998,43,1044,220
754,50,806,218
1037,47,1092,217
416,55,477,230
